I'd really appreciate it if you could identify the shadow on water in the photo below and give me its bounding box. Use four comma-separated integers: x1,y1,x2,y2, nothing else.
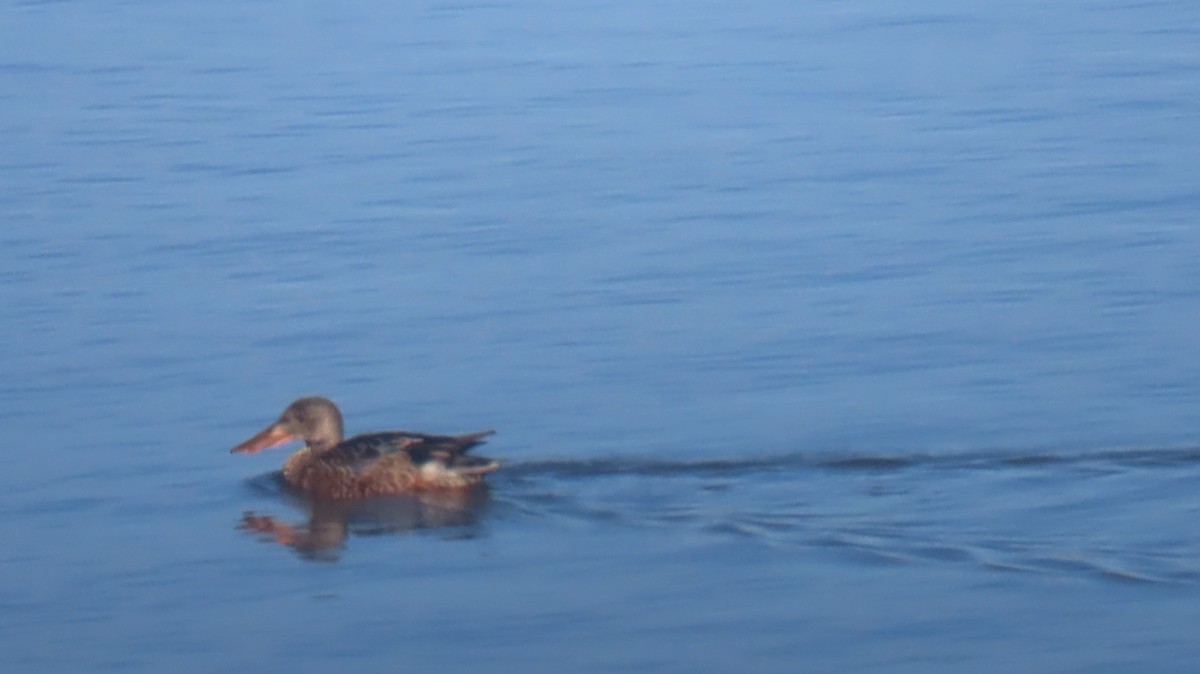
239,473,490,562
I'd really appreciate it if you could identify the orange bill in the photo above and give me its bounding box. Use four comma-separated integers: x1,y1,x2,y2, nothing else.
230,423,295,454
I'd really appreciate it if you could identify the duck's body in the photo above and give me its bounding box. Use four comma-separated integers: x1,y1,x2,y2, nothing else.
279,429,497,499
232,397,497,499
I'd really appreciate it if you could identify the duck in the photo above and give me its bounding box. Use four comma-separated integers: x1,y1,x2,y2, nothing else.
231,396,498,499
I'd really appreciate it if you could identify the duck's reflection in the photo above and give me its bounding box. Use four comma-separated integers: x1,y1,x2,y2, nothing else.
237,477,491,561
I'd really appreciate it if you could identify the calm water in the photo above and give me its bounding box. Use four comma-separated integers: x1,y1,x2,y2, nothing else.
3,0,1200,671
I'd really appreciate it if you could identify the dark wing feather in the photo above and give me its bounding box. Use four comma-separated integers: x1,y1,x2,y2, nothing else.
326,430,495,475
321,433,416,474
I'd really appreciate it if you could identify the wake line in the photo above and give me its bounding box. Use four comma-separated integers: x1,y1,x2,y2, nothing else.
500,446,1200,479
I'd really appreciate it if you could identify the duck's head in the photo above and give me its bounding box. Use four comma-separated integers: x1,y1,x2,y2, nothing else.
231,396,346,454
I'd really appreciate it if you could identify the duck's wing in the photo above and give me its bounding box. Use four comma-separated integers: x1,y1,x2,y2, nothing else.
319,433,419,474
325,430,496,473
357,430,499,489
398,429,496,462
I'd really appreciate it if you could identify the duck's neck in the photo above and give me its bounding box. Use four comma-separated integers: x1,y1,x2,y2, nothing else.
306,435,340,453
282,446,313,484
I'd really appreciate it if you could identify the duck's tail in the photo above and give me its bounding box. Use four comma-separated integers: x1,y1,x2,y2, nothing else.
430,430,498,486
420,453,501,488
455,429,496,452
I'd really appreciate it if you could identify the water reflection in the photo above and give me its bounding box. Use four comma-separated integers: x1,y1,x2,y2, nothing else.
238,475,491,561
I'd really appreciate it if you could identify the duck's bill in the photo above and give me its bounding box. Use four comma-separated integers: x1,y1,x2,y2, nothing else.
231,423,294,454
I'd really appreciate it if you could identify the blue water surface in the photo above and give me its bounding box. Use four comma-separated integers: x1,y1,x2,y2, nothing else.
2,1,1200,672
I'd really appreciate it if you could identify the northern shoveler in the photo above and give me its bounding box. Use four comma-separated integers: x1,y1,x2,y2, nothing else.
231,396,498,499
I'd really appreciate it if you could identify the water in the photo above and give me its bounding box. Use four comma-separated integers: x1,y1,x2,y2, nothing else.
3,0,1200,671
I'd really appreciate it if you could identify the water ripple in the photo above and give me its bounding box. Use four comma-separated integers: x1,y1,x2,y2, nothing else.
491,447,1200,585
